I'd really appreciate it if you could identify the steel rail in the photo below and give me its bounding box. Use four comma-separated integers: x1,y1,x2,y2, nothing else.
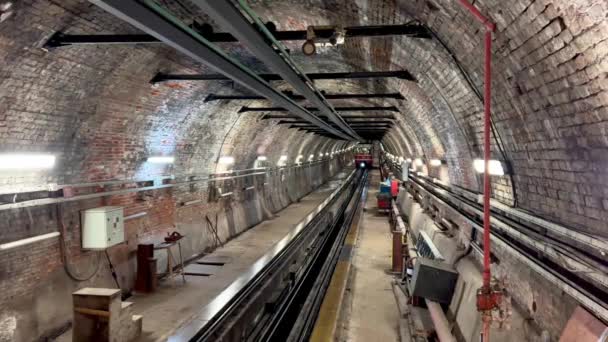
408,174,608,323
409,175,608,289
409,172,608,258
89,0,351,139
260,171,368,341
291,171,369,342
192,0,359,140
170,169,360,341
386,161,608,323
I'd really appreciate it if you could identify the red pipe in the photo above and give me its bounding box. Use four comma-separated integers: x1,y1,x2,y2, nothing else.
482,29,492,290
457,0,496,31
457,1,496,341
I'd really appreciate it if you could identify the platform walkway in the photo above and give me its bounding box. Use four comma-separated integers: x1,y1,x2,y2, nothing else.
341,169,400,342
57,171,350,342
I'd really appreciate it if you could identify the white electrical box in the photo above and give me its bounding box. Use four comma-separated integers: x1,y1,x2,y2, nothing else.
81,206,125,249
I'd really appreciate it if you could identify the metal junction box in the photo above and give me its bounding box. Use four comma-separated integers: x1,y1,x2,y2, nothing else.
81,206,125,249
410,258,458,304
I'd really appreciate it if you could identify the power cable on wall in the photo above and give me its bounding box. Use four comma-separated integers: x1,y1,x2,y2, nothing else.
215,111,243,164
56,204,101,282
423,24,518,207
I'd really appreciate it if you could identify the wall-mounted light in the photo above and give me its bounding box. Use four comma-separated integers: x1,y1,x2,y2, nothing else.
147,156,174,164
295,155,303,164
319,153,324,158
0,2,13,23
473,159,505,176
414,158,424,167
218,156,235,165
429,159,445,167
277,155,288,166
0,153,56,170
254,155,268,169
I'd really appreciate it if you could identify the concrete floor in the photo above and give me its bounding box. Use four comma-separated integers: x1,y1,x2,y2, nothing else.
342,170,400,342
57,172,349,342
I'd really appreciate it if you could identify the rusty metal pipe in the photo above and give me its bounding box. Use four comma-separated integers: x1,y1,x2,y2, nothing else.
457,1,496,341
425,299,457,342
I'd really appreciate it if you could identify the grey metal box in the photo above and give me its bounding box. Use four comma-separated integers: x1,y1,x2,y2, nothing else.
409,258,458,304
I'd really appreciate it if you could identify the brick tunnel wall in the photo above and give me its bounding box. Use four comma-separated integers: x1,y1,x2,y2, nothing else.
0,156,350,341
0,0,607,340
0,1,356,340
250,0,608,237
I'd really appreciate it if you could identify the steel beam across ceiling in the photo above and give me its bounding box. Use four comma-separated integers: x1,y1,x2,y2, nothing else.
305,128,388,132
239,105,399,113
190,0,359,140
43,23,431,48
277,120,393,125
204,92,405,102
290,124,392,128
151,70,416,83
88,0,351,140
262,114,396,120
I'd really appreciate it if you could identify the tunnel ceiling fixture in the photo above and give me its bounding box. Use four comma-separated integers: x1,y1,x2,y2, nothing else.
88,0,351,140
239,105,399,113
43,23,431,49
204,92,405,102
193,0,360,141
150,70,416,84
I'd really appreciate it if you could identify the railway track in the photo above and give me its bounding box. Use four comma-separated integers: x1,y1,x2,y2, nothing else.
171,169,368,341
386,161,608,323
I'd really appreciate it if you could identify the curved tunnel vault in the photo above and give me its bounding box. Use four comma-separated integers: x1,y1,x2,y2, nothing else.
0,0,607,340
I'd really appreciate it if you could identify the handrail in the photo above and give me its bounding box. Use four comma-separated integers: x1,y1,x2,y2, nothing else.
0,158,341,211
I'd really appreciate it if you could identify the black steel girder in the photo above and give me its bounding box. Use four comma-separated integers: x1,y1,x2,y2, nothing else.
262,114,396,120
277,120,393,125
240,105,399,113
198,0,359,140
88,0,351,140
43,23,431,48
150,70,416,83
291,123,392,128
303,128,388,133
204,92,405,102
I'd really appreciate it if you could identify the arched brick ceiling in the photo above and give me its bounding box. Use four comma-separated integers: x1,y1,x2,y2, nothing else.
0,0,607,236
248,0,608,237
